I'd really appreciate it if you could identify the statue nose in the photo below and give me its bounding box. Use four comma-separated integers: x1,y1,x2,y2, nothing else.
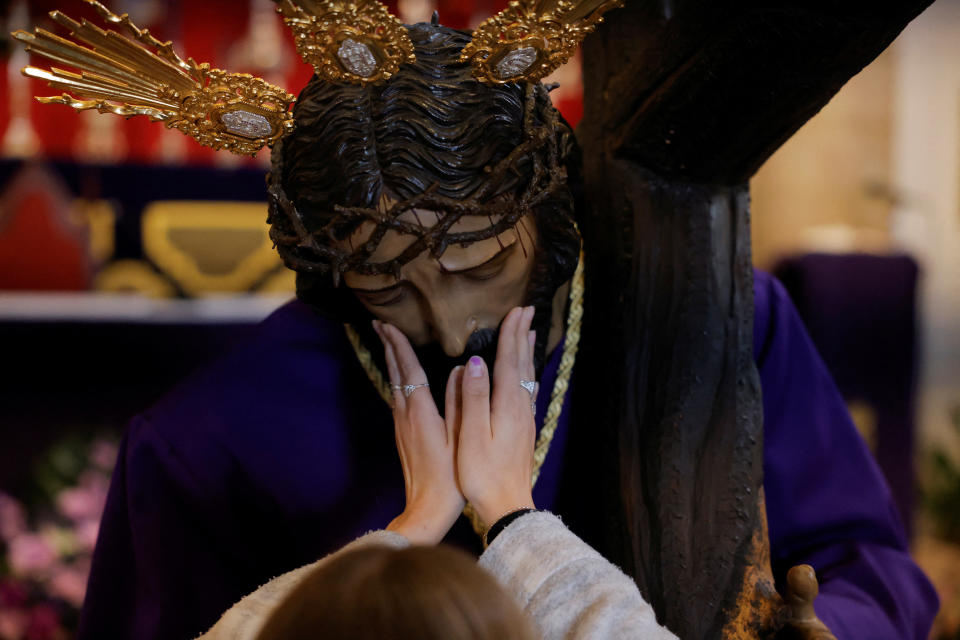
438,332,467,358
428,306,476,358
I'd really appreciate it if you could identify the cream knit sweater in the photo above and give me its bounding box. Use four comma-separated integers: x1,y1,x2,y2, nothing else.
199,511,678,640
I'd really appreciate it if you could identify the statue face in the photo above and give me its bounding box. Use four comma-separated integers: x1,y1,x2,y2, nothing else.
342,209,537,358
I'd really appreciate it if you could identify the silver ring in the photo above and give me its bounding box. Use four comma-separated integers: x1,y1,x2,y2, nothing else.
519,379,537,398
520,379,537,418
392,382,429,398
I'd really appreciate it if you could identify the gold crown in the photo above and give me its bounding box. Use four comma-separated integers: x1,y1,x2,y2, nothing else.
461,0,623,84
13,0,622,154
276,0,416,85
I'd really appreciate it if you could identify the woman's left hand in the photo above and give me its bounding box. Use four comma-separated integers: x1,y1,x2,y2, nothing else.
457,306,538,527
375,321,466,545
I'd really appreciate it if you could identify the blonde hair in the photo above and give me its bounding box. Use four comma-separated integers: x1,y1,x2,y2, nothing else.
255,544,539,639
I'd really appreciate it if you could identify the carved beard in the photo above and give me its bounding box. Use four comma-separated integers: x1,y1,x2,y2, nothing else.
413,258,558,415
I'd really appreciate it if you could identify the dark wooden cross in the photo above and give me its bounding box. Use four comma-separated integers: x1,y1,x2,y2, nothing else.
570,1,932,637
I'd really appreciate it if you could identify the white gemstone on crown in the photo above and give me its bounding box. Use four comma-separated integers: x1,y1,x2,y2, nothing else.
220,110,273,139
338,38,378,77
495,47,538,79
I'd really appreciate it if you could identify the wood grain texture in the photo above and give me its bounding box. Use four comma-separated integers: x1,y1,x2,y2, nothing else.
572,0,932,637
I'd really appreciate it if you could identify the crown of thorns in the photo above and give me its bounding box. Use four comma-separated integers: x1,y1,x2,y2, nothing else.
265,86,568,283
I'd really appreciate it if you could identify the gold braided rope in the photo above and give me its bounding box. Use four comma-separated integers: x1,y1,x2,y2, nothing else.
531,251,583,487
345,250,585,536
345,326,393,405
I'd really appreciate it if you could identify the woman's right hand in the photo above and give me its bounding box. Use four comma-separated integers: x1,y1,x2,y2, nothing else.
375,321,466,545
457,306,538,527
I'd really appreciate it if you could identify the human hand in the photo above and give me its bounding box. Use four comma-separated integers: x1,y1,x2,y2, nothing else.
457,306,538,527
375,321,466,545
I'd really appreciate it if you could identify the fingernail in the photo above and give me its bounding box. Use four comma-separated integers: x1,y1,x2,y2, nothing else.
467,356,484,377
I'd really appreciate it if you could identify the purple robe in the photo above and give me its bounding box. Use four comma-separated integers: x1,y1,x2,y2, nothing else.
78,271,937,639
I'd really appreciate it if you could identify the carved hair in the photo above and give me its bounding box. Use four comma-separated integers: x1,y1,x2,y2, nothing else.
267,21,581,320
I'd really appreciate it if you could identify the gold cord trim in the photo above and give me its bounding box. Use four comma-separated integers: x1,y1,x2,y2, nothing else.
532,250,583,486
345,250,585,536
345,322,393,405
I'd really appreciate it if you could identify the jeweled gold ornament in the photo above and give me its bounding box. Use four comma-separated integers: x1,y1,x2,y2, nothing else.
13,0,623,154
12,1,295,156
461,0,623,84
274,0,416,85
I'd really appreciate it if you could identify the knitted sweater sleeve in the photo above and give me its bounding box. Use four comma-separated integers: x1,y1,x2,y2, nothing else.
196,530,410,640
479,511,678,640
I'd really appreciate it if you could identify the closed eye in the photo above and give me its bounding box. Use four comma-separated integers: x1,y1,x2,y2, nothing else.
350,241,516,304
353,284,408,307
446,243,515,281
460,262,507,281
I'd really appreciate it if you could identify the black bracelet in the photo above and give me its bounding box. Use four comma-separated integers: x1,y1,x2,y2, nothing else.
483,508,538,548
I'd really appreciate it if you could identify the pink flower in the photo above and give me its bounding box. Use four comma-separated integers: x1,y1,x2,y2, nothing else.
55,486,105,524
88,440,118,472
24,604,64,640
77,471,109,495
8,534,56,577
0,493,27,543
73,519,99,553
48,564,88,609
0,608,29,640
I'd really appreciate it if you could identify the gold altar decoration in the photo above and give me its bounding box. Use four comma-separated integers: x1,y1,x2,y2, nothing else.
94,259,178,298
12,0,295,156
70,199,116,264
460,0,623,84
141,202,285,296
274,0,416,84
256,268,298,295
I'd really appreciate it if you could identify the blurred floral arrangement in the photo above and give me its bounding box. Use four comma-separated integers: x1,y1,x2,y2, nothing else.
0,436,117,640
